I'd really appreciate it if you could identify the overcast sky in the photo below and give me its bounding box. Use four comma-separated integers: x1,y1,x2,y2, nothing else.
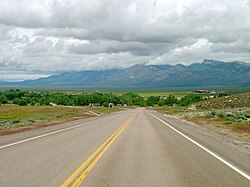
0,0,250,81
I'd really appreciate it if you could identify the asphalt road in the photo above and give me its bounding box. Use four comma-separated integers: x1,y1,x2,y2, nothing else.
0,109,249,186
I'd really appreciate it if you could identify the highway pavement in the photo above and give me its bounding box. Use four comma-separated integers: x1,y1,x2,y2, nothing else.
0,108,249,186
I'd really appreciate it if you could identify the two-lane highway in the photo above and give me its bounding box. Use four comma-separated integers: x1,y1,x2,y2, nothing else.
0,109,249,186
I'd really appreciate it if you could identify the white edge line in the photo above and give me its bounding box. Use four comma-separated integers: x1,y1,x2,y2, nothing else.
0,110,130,150
146,111,250,181
0,117,105,150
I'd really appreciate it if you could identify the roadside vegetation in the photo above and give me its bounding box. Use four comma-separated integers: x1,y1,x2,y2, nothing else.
0,89,205,133
155,92,250,138
0,89,145,107
196,92,250,109
0,89,206,107
0,105,124,135
2,89,246,136
0,89,139,133
0,105,90,135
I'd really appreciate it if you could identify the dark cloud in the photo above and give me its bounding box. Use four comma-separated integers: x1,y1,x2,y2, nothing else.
0,0,249,81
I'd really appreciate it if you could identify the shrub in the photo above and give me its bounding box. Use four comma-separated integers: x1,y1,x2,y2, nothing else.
244,111,250,118
224,116,237,123
226,113,237,118
236,113,247,120
205,111,216,118
218,113,226,119
12,119,21,124
224,120,234,124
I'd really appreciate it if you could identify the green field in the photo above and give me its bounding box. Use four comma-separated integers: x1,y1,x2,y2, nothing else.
0,105,123,135
109,91,189,98
137,92,188,98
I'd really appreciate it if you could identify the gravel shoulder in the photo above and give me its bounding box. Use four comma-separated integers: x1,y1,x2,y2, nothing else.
154,110,250,155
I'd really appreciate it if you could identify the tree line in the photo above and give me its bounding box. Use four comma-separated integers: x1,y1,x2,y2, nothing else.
0,89,205,107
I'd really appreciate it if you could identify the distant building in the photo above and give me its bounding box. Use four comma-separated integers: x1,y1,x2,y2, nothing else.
193,90,211,94
89,103,100,106
49,102,57,106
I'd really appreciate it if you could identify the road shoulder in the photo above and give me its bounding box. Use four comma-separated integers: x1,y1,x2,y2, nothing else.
147,110,250,176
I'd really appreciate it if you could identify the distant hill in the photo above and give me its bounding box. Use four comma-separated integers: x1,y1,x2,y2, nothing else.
1,59,250,89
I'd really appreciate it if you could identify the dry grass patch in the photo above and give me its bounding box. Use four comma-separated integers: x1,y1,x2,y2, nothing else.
185,115,250,139
196,92,250,109
154,105,250,139
0,105,95,135
0,105,125,135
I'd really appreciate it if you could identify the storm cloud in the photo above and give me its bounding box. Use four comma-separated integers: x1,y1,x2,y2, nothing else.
0,0,250,81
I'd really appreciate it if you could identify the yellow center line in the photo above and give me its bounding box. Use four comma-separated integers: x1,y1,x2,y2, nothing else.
60,113,137,187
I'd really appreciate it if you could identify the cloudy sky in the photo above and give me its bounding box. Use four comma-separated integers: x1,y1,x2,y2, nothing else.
0,0,250,81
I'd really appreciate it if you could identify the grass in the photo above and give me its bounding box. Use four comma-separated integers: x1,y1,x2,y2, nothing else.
84,106,125,114
0,105,124,135
154,106,250,139
196,92,250,109
187,92,250,137
137,92,188,98
0,105,90,128
154,106,189,115
205,109,250,130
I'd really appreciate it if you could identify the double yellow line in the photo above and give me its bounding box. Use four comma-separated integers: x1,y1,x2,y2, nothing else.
61,114,136,187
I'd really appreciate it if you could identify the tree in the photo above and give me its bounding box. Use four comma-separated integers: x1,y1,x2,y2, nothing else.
164,95,177,106
178,94,203,106
218,92,230,97
102,102,109,107
19,97,30,106
13,98,21,105
30,100,36,106
0,95,8,104
146,96,160,106
139,101,145,107
158,100,165,106
120,92,144,106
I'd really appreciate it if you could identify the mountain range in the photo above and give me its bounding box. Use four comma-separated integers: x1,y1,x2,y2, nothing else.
1,59,250,90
